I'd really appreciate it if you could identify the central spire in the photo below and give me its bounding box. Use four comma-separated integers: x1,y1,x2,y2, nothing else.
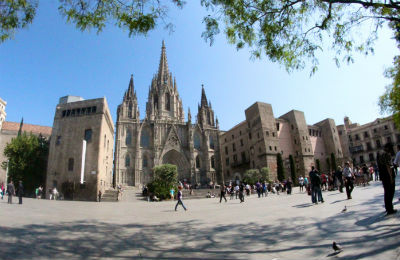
157,40,169,83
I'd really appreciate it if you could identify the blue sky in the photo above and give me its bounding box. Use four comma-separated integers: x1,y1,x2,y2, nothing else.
0,1,398,131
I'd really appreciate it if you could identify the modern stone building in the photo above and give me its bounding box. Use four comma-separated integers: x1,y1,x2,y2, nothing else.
114,41,221,187
221,102,343,182
46,96,114,201
0,121,52,184
337,116,400,166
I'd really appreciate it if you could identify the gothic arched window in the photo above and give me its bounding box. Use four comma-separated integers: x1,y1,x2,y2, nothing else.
128,102,133,118
165,92,170,111
196,155,200,169
154,95,158,110
194,133,201,150
125,154,130,167
209,135,215,150
141,129,150,148
126,130,132,145
211,155,215,169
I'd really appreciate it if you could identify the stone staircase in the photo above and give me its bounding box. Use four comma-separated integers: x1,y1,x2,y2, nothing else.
120,186,143,202
101,189,119,202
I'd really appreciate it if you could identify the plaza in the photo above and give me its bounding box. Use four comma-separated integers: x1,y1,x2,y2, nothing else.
0,180,399,260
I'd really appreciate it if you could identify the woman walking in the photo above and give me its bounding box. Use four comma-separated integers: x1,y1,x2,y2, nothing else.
175,186,187,211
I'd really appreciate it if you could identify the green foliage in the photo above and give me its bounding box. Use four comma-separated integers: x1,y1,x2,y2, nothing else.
326,157,331,172
330,153,337,171
1,0,184,43
276,153,285,181
1,132,49,195
0,0,37,43
243,169,259,185
147,164,178,200
201,0,397,75
260,167,270,182
315,159,321,173
289,155,297,185
380,55,400,128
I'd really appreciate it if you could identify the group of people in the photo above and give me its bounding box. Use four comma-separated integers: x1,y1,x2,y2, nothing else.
1,180,24,204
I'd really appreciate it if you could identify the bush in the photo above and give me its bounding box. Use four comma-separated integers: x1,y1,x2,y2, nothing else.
277,153,285,181
147,164,178,200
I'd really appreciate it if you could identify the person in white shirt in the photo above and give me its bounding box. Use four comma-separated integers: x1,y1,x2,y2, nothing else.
343,162,354,199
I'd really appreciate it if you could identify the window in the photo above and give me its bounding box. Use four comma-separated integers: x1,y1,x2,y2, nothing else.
366,142,372,150
92,106,96,113
241,152,246,162
126,130,132,145
125,155,130,167
232,134,234,140
66,110,71,116
196,156,200,168
56,136,61,145
348,135,352,141
303,136,305,140
291,124,294,130
211,156,215,168
84,129,92,142
269,146,272,151
376,139,381,148
240,139,244,146
225,158,230,166
374,128,377,133
142,155,148,168
165,93,170,111
266,131,269,136
225,146,228,155
364,131,369,138
249,132,252,139
141,130,150,148
257,132,260,138
275,146,277,151
209,136,215,149
239,131,242,135
128,103,133,118
272,132,275,137
294,139,297,144
71,109,76,116
355,134,359,141
62,110,66,117
309,129,312,135
276,123,280,131
233,154,238,162
359,155,365,164
384,125,388,130
104,135,107,148
232,143,236,152
68,158,74,171
339,130,342,135
194,133,201,149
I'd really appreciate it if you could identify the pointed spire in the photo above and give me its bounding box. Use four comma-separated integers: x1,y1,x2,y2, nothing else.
158,40,169,82
18,117,24,137
128,74,135,98
188,107,191,122
201,84,208,107
216,117,219,128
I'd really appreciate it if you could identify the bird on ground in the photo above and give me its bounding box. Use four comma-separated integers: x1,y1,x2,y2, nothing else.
341,206,347,213
332,241,342,252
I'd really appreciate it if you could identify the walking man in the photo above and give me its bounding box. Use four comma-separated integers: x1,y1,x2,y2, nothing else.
17,181,24,204
309,166,323,204
343,162,354,199
175,186,187,211
7,180,15,204
219,184,227,203
378,143,397,215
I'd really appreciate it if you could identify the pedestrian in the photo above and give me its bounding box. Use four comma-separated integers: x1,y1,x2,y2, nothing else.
309,166,324,204
17,181,24,204
378,143,397,215
175,186,187,211
219,184,227,203
298,176,304,192
98,190,102,202
234,184,239,199
38,186,43,199
239,183,245,203
335,166,344,193
7,180,15,204
343,162,354,199
0,182,4,199
286,178,292,195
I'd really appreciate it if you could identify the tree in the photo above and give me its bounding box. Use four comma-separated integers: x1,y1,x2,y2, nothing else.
326,157,331,172
315,158,321,173
1,132,49,196
0,0,184,43
289,155,297,185
243,169,260,185
330,152,337,171
260,167,270,182
276,153,285,181
147,164,178,200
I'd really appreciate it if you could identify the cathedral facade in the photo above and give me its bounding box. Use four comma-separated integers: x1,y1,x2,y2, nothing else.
114,42,221,187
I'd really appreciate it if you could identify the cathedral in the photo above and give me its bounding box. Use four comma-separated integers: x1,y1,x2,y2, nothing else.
113,41,221,187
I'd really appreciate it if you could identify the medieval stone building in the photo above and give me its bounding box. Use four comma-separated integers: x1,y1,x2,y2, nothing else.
114,41,221,187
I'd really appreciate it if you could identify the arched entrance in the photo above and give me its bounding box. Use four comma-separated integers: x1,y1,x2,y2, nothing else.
162,150,190,181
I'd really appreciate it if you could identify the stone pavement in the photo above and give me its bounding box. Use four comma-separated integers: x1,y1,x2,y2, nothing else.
0,180,399,260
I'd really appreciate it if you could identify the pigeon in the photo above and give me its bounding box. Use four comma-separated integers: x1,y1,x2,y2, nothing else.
332,241,342,252
341,206,347,213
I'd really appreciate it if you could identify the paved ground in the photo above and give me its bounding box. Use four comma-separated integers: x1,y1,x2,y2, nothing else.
1,180,399,260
